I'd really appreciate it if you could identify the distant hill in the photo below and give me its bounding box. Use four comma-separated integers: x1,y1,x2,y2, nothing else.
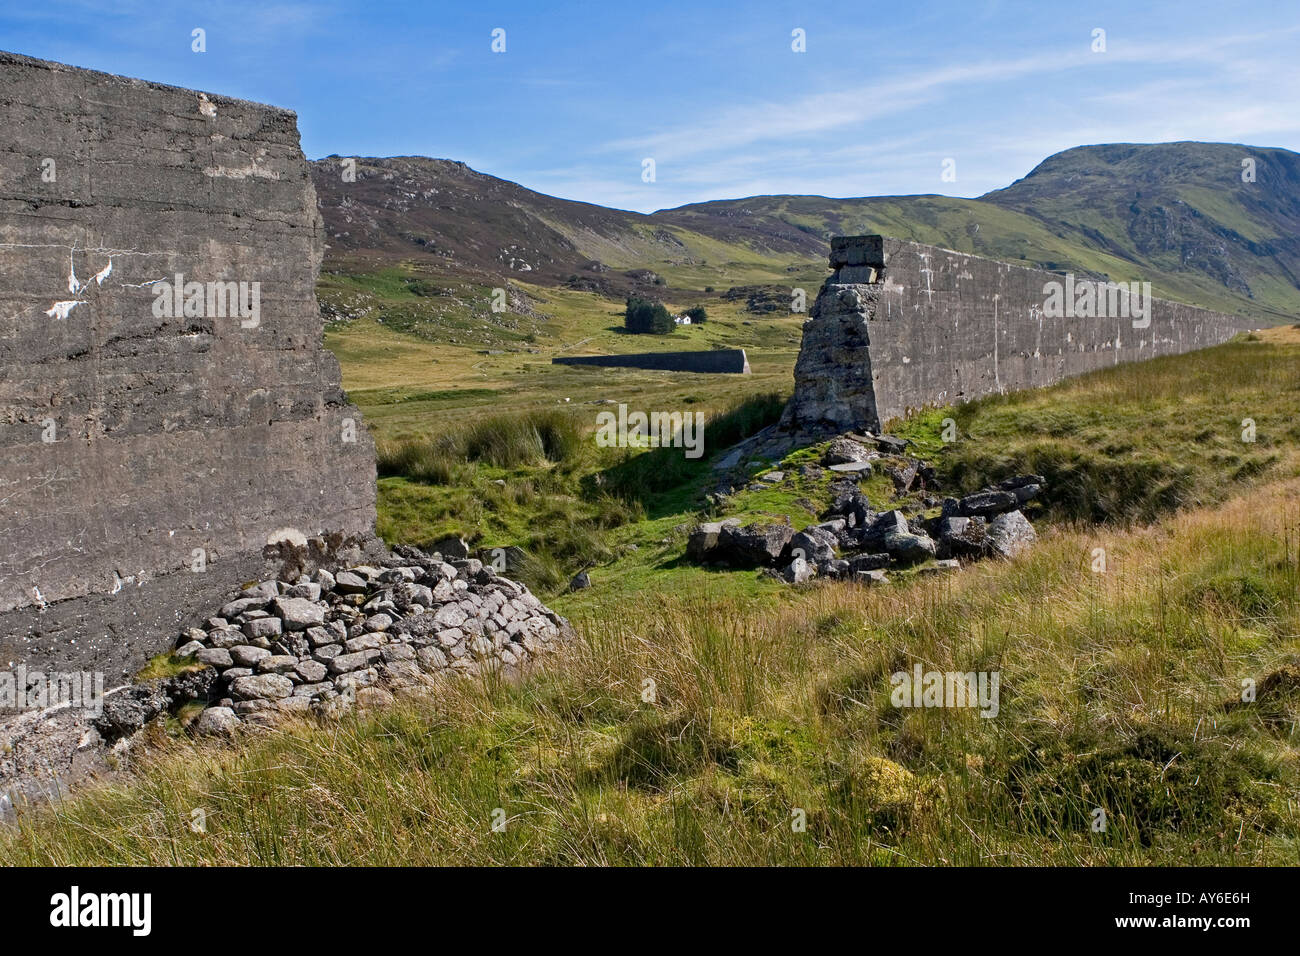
310,156,701,300
982,143,1300,315
311,142,1300,322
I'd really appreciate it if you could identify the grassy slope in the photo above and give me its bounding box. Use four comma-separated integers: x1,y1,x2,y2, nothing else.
3,329,1299,865
320,264,804,589
655,143,1300,323
328,241,1297,604
664,194,1288,321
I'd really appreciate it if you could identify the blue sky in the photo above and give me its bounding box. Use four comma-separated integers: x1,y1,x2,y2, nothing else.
3,1,1299,212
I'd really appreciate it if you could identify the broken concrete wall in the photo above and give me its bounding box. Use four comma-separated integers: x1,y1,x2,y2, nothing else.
553,349,750,373
0,52,377,683
782,235,1259,436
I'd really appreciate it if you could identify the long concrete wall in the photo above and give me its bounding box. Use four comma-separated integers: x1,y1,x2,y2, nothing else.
553,349,750,373
781,235,1259,435
0,52,377,681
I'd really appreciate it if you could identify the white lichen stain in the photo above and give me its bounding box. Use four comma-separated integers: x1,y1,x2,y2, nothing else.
267,527,308,548
202,164,280,180
44,257,112,320
44,301,82,320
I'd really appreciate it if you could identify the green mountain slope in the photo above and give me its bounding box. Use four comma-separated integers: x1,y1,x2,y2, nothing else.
658,143,1300,321
310,156,812,302
982,142,1300,318
312,142,1300,329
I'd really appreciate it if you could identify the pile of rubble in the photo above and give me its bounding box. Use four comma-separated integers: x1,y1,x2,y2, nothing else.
96,545,572,738
689,434,1043,584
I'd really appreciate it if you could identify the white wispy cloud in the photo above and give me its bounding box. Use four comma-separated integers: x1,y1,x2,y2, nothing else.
604,29,1299,163
550,26,1300,211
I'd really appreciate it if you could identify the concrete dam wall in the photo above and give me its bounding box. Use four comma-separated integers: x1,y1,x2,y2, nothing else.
553,349,751,374
781,235,1259,436
0,52,377,682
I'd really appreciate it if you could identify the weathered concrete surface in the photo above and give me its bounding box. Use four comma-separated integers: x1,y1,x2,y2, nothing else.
780,235,1259,436
553,349,750,373
0,51,377,683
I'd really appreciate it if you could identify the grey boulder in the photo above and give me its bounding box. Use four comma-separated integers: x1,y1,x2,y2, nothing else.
718,522,795,567
230,674,294,701
230,645,272,668
935,515,989,559
195,647,233,668
847,552,892,573
786,526,837,565
334,570,369,594
882,531,937,564
779,557,814,584
686,518,740,561
272,596,326,631
194,706,241,736
823,437,871,466
987,510,1037,559
958,490,1018,518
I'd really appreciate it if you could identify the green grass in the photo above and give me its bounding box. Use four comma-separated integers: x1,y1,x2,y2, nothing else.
371,393,784,592
133,652,207,682
596,392,785,512
891,331,1300,524
4,474,1298,864
378,408,584,479
6,323,1299,867
464,410,583,469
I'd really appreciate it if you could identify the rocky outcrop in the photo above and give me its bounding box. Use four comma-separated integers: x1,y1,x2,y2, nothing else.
691,434,1045,584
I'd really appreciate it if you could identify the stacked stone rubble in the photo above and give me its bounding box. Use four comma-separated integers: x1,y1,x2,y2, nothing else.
161,546,571,733
691,432,1042,583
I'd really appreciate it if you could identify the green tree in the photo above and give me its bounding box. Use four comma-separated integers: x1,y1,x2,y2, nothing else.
624,297,674,334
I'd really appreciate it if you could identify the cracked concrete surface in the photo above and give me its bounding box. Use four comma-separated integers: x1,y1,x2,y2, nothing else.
0,50,378,683
779,235,1260,438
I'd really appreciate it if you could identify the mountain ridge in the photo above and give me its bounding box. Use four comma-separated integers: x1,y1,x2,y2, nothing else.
311,142,1300,322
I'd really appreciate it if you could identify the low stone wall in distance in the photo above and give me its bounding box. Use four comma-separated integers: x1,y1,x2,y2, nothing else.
553,349,751,373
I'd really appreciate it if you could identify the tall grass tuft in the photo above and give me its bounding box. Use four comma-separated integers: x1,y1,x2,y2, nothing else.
376,435,461,484
600,391,785,505
464,409,583,468
377,408,584,484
